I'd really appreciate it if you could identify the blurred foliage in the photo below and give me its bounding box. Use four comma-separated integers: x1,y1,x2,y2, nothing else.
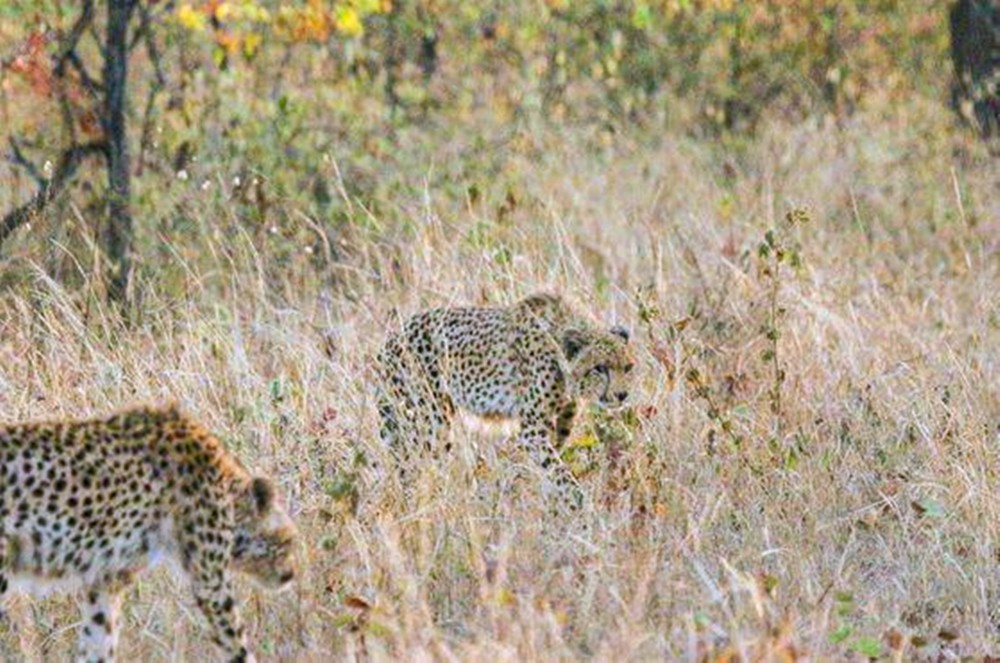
2,0,951,132
0,0,954,293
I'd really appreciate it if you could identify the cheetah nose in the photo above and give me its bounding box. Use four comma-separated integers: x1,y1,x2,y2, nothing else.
279,570,295,584
616,392,628,403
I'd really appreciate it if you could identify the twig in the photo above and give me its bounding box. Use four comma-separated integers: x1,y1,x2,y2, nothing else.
136,1,167,176
51,0,101,145
63,50,104,96
0,141,108,247
129,0,174,55
53,0,101,95
54,0,94,66
7,137,45,185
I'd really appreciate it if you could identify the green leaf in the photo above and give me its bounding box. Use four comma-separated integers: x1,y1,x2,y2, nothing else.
367,620,392,639
829,624,852,644
325,473,359,501
331,613,356,628
212,46,227,68
731,403,751,419
632,3,652,30
849,637,882,658
913,497,946,518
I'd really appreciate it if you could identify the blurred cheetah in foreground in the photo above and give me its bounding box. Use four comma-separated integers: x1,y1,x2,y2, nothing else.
0,404,297,663
377,293,636,499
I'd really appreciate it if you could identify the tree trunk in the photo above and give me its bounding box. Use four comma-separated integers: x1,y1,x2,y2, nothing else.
950,0,1000,137
383,0,402,117
104,0,135,304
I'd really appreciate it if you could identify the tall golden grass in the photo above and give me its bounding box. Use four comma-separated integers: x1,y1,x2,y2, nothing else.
0,96,998,661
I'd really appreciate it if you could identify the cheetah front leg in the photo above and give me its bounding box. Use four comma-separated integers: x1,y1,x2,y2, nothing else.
0,534,23,663
554,401,578,446
192,570,254,663
377,390,409,465
75,586,124,663
0,534,7,611
516,409,583,511
178,506,255,663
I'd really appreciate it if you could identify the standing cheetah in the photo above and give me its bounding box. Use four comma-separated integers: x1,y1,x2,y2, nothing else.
376,293,635,497
0,404,297,663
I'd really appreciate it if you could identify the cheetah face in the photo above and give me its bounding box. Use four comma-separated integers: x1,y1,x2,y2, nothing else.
232,477,298,590
563,325,636,408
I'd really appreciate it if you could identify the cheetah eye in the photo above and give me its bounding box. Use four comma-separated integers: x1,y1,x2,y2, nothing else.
623,363,634,373
590,364,609,376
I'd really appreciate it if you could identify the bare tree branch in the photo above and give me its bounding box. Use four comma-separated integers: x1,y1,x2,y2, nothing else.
64,50,105,95
136,1,167,175
53,0,97,82
7,137,45,185
51,0,101,147
0,141,107,247
55,0,94,60
138,1,166,88
130,0,174,55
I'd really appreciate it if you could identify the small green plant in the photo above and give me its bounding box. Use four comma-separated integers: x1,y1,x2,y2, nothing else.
756,207,809,433
685,366,744,455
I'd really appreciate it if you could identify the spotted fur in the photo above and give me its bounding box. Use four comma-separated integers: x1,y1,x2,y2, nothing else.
0,404,297,663
376,293,635,501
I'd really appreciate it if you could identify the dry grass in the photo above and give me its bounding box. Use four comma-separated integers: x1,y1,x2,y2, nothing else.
0,98,998,662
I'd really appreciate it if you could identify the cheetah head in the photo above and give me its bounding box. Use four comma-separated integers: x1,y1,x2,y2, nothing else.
232,477,298,590
563,325,636,408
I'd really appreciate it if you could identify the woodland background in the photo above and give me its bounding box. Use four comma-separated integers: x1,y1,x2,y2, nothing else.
0,1,999,661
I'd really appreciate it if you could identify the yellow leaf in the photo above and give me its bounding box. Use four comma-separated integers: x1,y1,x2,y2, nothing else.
336,6,364,37
176,4,207,31
243,32,262,58
496,587,516,606
568,433,599,450
354,0,384,15
214,2,234,21
249,5,271,22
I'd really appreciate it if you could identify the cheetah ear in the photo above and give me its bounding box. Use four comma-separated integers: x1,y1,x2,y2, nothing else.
562,328,589,359
610,325,630,343
250,477,275,514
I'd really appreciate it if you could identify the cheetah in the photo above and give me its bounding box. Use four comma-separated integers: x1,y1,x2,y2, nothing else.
376,293,636,498
0,404,297,663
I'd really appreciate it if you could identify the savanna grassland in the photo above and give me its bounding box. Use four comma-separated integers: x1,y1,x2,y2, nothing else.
1,2,999,661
